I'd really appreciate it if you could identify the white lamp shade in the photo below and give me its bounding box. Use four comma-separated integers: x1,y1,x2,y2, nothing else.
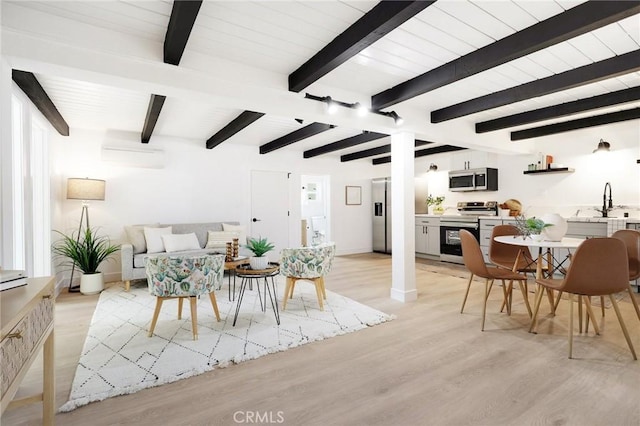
67,178,106,201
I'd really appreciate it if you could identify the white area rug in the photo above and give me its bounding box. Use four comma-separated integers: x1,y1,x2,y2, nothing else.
60,278,393,412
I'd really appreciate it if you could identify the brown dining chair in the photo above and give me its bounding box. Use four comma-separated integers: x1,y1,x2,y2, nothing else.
531,237,636,360
460,229,529,331
612,229,640,321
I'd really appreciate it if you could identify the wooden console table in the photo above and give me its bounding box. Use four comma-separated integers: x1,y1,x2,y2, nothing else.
1,276,55,425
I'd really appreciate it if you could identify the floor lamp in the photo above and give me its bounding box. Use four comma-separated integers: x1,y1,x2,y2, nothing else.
66,177,106,292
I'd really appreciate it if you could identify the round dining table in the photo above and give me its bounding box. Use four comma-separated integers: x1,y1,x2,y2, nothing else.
493,235,585,332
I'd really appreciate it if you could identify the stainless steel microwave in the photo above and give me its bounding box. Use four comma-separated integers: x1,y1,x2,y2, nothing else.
448,168,498,192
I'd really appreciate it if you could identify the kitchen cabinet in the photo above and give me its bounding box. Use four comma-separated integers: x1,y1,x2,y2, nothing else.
415,217,440,257
451,150,496,171
479,218,502,263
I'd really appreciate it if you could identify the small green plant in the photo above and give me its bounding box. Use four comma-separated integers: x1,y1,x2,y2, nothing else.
245,236,275,257
426,194,445,206
52,228,120,274
514,215,553,237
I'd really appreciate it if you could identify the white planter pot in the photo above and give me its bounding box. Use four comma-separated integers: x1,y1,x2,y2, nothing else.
249,256,269,270
541,213,568,242
80,272,104,295
530,234,544,242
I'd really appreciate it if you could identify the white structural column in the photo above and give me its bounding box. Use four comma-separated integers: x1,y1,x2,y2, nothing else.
390,132,417,302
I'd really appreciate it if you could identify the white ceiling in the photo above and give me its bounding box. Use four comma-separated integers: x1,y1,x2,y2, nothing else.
2,0,639,160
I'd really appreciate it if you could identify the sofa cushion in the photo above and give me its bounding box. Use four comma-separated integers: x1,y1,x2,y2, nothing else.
134,249,213,268
125,224,158,254
222,223,247,244
144,226,172,253
162,232,200,253
205,230,240,249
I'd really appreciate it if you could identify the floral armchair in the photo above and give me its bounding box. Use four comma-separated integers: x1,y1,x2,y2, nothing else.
144,254,225,340
280,243,336,311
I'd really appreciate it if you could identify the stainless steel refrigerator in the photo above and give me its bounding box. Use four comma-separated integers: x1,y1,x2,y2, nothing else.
372,177,429,254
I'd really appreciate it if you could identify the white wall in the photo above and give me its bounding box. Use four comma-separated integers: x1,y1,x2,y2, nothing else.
50,129,377,282
409,120,640,218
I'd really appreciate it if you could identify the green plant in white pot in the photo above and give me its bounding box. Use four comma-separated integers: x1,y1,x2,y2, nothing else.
245,236,274,270
52,227,120,294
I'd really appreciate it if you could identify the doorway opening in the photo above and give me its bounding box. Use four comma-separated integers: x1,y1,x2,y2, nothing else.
301,175,330,246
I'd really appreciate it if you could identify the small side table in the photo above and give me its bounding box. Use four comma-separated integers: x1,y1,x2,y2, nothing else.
233,263,280,326
224,257,250,301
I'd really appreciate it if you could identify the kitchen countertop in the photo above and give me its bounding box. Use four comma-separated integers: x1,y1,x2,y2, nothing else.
416,214,640,224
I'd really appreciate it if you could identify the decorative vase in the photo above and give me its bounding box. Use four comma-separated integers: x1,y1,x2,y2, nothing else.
540,213,568,242
249,256,269,270
530,234,544,241
433,204,445,215
80,272,104,295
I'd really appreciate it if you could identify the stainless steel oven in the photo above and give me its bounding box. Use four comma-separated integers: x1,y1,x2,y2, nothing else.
440,217,480,264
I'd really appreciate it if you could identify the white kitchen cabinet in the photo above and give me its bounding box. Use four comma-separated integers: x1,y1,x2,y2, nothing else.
451,150,497,170
479,218,502,263
415,217,440,256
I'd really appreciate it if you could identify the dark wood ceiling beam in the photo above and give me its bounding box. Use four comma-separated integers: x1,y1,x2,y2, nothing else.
431,50,640,123
341,140,433,162
260,122,335,154
303,131,388,158
12,70,69,136
476,86,640,133
141,94,166,143
511,108,640,141
372,145,466,164
206,111,264,149
164,0,203,65
289,1,435,92
372,1,640,110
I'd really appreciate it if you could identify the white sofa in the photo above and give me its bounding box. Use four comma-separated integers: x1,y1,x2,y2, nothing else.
120,221,248,291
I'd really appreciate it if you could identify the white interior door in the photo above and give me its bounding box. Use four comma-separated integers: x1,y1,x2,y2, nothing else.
250,170,290,263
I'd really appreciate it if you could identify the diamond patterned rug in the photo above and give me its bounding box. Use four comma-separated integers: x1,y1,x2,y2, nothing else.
59,278,393,412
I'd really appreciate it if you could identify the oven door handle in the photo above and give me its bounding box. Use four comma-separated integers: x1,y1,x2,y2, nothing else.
442,223,479,229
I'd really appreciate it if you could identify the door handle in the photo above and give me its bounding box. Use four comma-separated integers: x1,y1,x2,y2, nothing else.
252,218,261,222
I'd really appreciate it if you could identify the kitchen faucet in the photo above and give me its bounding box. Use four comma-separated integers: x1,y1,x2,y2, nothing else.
598,182,613,218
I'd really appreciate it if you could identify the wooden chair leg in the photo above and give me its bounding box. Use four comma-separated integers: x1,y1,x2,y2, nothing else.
583,296,600,335
282,277,293,310
209,292,221,321
319,276,327,299
189,297,198,340
481,279,493,331
568,294,574,359
578,296,583,334
178,297,184,320
460,273,474,314
529,284,545,333
125,280,131,292
518,280,532,318
290,280,296,299
148,297,164,337
627,284,640,321
600,296,605,317
609,295,637,360
313,278,324,311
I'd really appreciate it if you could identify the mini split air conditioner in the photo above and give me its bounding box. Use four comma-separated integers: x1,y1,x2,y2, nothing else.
101,145,166,169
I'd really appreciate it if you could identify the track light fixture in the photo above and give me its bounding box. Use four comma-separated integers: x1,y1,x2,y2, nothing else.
304,93,403,125
593,138,611,153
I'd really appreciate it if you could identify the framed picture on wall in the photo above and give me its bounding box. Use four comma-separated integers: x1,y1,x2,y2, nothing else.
345,186,361,205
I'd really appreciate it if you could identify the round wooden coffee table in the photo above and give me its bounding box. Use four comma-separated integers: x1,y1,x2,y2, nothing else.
233,262,280,326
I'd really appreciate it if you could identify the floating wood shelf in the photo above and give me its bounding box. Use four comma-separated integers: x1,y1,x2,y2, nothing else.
523,167,574,175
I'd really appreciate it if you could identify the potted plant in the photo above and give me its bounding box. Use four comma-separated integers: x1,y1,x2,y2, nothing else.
52,227,120,294
427,194,445,215
245,236,275,270
514,216,553,240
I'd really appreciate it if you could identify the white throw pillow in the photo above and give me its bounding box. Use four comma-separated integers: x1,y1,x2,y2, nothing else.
222,223,247,245
125,224,159,254
161,233,201,253
205,230,240,249
144,226,172,254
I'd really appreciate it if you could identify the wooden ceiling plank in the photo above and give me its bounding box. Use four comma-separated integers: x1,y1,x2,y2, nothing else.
12,70,70,136
372,145,466,164
476,86,640,133
141,94,166,143
303,131,388,158
432,49,640,123
164,0,203,65
288,1,436,92
510,107,640,141
259,122,335,154
206,110,265,149
341,139,432,162
372,1,640,110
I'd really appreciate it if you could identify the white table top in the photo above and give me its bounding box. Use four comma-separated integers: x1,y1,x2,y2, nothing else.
494,235,585,249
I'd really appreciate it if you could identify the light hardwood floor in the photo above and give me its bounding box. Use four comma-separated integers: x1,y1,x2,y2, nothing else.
3,254,640,426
